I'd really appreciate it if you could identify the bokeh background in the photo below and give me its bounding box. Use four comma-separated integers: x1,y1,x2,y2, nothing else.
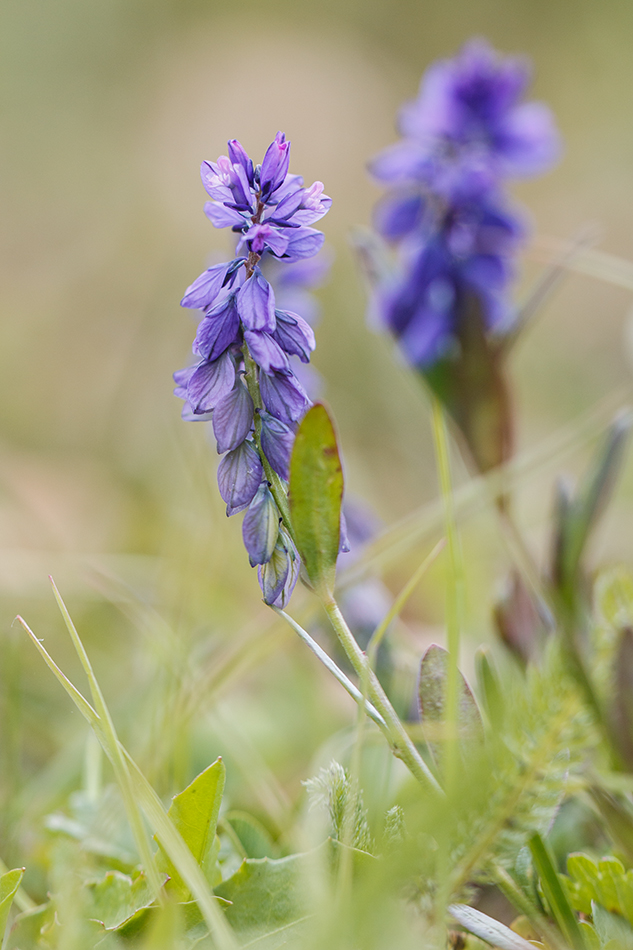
2,0,633,881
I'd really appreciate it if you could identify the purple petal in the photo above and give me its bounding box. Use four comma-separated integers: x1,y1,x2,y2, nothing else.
259,371,310,424
339,512,351,554
242,484,280,566
217,440,263,512
240,223,289,257
291,181,332,226
282,227,325,262
194,296,241,361
272,310,315,362
260,131,291,201
243,329,290,374
373,191,425,240
236,271,276,332
204,201,246,229
369,141,431,184
212,381,254,453
268,189,303,223
200,159,233,202
228,139,254,184
186,351,236,414
258,532,300,607
259,411,294,480
180,262,231,310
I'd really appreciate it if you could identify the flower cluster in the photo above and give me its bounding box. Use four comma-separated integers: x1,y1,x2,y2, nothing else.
370,39,560,368
174,133,331,606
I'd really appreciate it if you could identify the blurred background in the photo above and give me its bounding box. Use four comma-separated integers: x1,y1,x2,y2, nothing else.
2,0,633,883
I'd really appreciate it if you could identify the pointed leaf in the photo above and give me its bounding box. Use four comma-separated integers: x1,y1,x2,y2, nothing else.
289,403,343,596
86,870,159,932
224,811,278,859
157,759,226,897
418,644,483,758
0,868,24,938
529,832,587,950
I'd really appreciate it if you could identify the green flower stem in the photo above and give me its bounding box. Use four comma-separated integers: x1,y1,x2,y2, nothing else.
322,598,443,797
430,394,463,797
242,344,297,547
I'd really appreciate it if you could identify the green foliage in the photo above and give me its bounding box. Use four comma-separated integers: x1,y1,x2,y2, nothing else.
85,869,157,931
289,403,343,597
157,758,225,897
0,868,24,939
418,643,483,764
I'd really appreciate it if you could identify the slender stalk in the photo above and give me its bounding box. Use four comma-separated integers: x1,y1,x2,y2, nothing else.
322,598,443,796
490,863,567,950
272,607,386,730
430,395,462,796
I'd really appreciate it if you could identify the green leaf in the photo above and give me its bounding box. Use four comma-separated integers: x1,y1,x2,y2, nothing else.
529,832,587,950
215,841,373,934
448,904,535,950
474,647,504,730
223,812,277,860
418,644,483,762
592,902,633,949
289,403,343,597
0,868,24,938
86,870,158,932
157,759,226,898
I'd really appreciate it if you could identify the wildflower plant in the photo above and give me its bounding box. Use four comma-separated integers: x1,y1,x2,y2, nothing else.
8,36,633,950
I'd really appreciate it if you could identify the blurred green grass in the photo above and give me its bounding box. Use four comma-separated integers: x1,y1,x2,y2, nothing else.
2,0,633,895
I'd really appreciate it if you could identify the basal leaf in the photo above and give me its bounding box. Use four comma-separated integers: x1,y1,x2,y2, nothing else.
86,870,158,932
0,868,24,939
223,811,278,859
157,758,226,898
289,403,343,597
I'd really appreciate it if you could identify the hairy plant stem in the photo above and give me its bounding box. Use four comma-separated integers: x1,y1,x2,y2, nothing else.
322,598,443,797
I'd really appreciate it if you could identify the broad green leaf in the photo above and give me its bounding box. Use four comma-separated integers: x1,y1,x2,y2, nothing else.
418,644,483,761
0,868,24,938
6,902,59,950
86,870,159,932
563,850,633,926
215,841,373,934
592,902,633,949
223,812,277,859
447,904,535,950
289,403,343,597
157,759,226,898
529,833,587,950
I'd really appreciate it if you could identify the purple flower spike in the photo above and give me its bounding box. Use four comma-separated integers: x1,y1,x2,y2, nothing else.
217,440,263,513
243,329,289,374
259,370,310,425
184,350,236,415
194,295,241,361
260,132,291,201
242,483,280,566
272,310,315,362
237,271,276,332
181,262,231,310
259,411,294,480
212,381,255,453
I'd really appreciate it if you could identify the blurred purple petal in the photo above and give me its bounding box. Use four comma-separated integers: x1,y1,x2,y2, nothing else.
181,262,231,310
237,271,276,332
259,411,294,480
260,131,291,201
186,351,236,414
283,227,325,262
373,191,425,240
212,381,254,452
204,201,246,229
217,440,263,512
242,484,280,566
194,296,241,361
272,310,315,362
259,371,310,424
243,329,290,373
